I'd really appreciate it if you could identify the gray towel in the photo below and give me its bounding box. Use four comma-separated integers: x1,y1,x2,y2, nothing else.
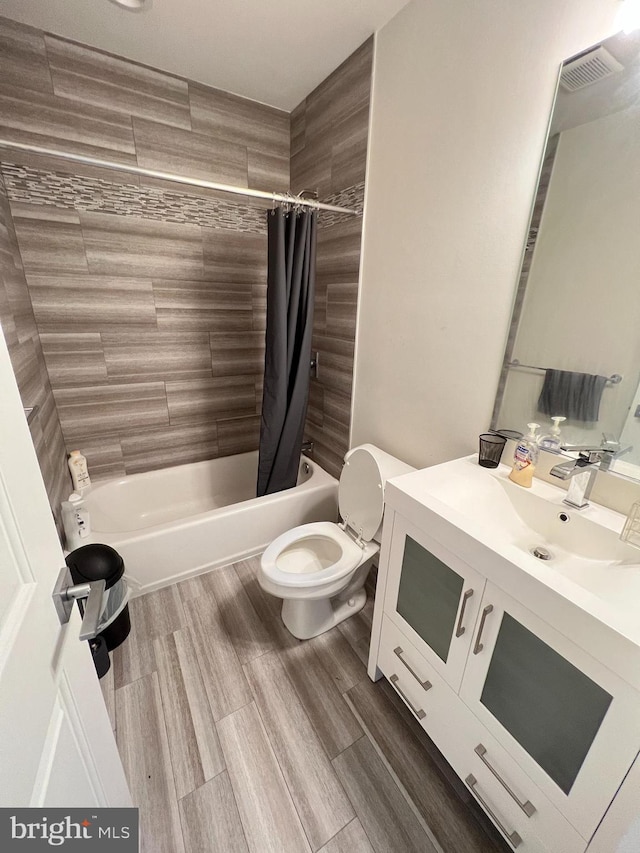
537,369,607,422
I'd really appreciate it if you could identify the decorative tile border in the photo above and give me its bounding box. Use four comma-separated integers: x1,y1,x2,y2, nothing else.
1,162,268,233
1,162,364,233
318,182,365,228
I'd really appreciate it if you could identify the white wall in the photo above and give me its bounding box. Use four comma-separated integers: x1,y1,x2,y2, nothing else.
351,0,620,469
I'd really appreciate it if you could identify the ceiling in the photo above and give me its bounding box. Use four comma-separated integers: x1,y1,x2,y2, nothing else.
1,0,411,111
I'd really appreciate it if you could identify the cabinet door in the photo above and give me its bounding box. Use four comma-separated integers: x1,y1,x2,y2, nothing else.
383,514,485,690
460,582,640,838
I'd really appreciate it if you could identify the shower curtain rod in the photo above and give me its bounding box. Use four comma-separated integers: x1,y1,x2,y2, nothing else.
0,140,359,215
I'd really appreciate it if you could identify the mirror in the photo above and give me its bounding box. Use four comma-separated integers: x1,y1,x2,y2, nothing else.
493,29,640,480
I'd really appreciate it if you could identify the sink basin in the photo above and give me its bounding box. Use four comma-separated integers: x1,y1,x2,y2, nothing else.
390,456,640,613
493,476,633,561
492,474,640,606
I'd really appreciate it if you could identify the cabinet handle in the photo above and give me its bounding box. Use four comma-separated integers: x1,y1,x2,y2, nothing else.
473,604,494,654
475,744,536,817
390,674,426,719
455,588,474,637
465,774,522,849
393,647,432,690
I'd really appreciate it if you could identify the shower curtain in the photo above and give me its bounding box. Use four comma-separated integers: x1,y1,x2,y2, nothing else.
257,206,317,496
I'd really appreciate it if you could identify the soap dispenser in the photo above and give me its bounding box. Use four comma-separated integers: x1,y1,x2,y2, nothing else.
508,423,540,488
538,416,566,453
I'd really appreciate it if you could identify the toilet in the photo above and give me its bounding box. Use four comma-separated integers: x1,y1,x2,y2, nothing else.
259,443,414,640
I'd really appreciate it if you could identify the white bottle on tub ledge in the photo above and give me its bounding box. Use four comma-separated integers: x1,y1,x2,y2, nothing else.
68,449,91,492
61,492,91,552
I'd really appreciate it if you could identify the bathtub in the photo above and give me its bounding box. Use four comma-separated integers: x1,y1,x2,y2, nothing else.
83,451,339,595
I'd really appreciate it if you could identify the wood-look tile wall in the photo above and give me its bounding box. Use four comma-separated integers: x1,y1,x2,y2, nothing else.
0,174,69,524
291,39,373,478
0,17,289,184
0,15,287,480
10,202,269,478
0,15,372,485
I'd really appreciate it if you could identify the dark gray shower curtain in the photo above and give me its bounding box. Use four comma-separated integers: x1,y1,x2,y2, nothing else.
257,206,317,496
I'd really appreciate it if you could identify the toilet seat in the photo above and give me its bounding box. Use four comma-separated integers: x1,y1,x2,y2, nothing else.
260,521,366,590
338,445,385,542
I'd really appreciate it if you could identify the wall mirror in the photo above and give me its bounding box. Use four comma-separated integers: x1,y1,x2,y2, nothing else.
492,29,640,480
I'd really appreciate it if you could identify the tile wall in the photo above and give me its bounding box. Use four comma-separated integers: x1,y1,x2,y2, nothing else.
9,201,270,477
0,174,68,526
0,15,371,487
291,39,372,477
0,16,286,480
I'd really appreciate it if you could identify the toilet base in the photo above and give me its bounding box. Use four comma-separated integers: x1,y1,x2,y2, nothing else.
281,587,368,640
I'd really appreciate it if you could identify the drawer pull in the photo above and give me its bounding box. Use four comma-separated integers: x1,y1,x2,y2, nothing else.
473,604,494,654
393,647,432,690
475,744,536,817
455,588,474,637
465,774,522,849
390,674,426,719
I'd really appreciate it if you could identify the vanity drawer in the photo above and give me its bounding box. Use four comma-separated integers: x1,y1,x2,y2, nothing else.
457,732,587,853
378,615,451,724
378,616,586,853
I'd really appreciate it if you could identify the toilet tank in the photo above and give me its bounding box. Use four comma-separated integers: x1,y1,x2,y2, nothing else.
339,444,415,543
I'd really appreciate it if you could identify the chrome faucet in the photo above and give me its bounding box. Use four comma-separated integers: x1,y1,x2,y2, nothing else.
549,435,620,509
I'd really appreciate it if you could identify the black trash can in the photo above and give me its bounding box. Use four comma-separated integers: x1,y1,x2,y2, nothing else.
65,543,131,658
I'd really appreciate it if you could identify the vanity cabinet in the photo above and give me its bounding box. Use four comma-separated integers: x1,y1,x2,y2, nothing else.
383,514,485,690
372,506,640,853
460,582,639,837
377,614,586,853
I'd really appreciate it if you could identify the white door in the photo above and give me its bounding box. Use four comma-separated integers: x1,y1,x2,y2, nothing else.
0,329,131,807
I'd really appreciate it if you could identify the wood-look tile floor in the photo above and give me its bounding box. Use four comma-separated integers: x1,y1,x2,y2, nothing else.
105,558,509,853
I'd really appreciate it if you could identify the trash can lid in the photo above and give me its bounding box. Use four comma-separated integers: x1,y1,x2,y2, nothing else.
66,543,125,589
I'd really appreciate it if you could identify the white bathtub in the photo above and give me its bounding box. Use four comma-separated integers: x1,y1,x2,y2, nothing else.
83,451,339,595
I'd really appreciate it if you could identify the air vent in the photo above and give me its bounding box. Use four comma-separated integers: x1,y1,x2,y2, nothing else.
560,46,623,92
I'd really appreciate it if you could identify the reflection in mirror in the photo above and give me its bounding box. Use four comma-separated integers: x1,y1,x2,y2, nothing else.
493,29,640,480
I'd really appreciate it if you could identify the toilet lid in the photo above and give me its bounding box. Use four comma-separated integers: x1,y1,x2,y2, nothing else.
338,447,384,542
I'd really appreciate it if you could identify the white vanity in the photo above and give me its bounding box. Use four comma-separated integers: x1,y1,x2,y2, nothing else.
368,456,640,853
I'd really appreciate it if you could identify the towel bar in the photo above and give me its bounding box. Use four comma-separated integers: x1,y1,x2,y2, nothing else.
507,361,621,385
